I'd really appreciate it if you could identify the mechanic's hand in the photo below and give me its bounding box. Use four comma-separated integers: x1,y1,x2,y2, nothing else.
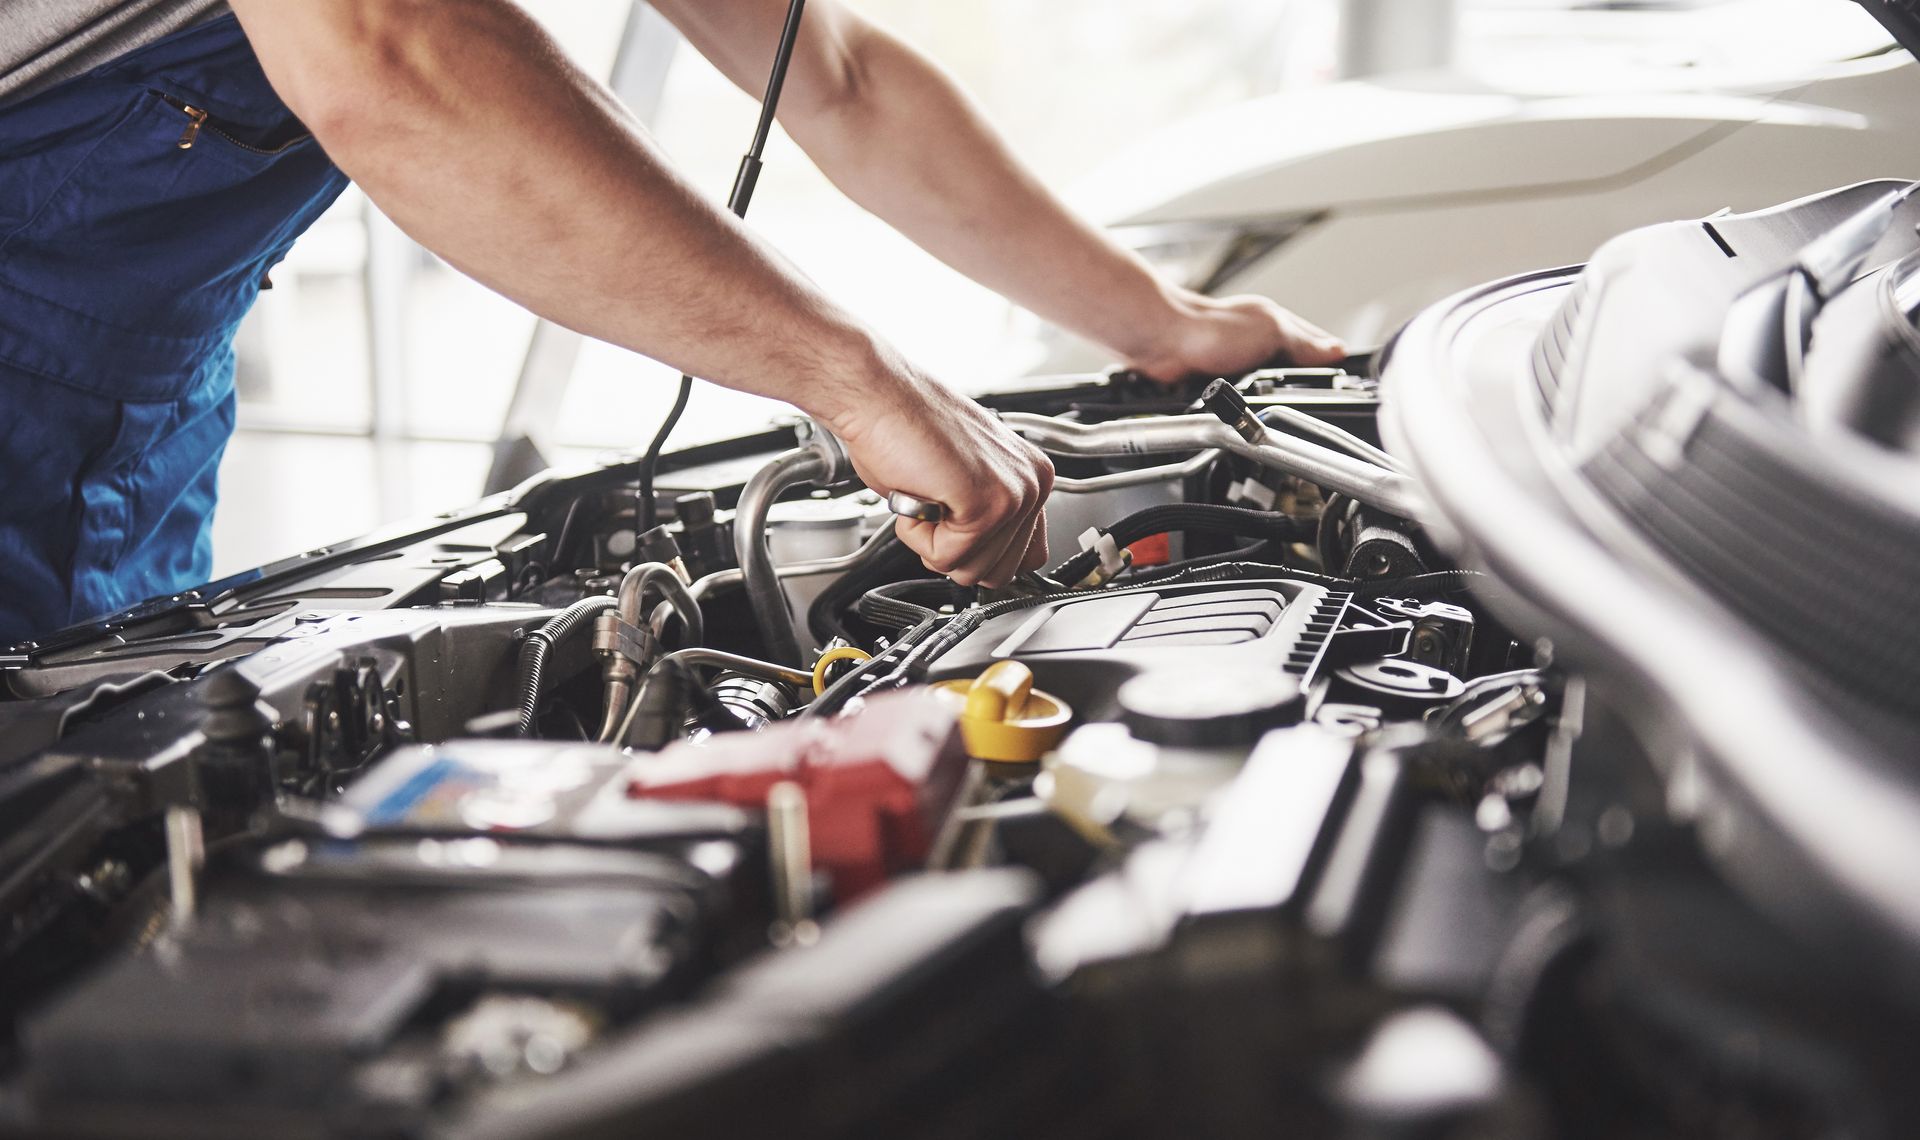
827,369,1054,589
1127,290,1346,383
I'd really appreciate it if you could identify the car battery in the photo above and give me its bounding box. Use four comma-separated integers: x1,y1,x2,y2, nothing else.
326,739,758,851
18,741,764,1130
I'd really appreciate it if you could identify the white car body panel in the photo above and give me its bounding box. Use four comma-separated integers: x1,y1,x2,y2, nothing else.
1041,15,1920,359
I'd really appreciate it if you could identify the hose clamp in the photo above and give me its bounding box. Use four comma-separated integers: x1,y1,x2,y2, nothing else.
593,613,657,671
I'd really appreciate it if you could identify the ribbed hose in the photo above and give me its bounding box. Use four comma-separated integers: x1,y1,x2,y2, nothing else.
513,596,618,738
855,579,957,630
1046,503,1305,585
807,530,922,646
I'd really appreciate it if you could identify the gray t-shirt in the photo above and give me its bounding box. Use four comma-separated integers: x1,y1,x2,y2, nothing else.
0,0,229,106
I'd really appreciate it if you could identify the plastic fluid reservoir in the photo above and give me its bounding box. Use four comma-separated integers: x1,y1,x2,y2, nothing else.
1046,666,1306,839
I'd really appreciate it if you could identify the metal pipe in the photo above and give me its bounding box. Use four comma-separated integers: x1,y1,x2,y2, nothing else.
683,523,895,614
1000,412,1423,518
733,448,831,666
609,646,817,748
597,562,704,743
1258,405,1406,473
616,561,702,645
1051,449,1219,493
594,679,632,744
654,647,816,689
1243,424,1424,517
680,451,1210,617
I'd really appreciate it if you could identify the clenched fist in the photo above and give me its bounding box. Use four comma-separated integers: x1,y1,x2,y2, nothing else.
824,362,1053,589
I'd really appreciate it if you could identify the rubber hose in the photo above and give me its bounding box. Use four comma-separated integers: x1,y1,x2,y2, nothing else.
855,579,955,630
1317,492,1352,574
734,449,829,666
807,530,922,646
513,595,618,738
1125,538,1272,582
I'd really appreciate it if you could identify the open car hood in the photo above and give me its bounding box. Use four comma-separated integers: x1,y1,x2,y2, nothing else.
1856,0,1920,56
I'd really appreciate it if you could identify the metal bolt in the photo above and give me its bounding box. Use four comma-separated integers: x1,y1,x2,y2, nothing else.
165,806,205,931
767,781,819,948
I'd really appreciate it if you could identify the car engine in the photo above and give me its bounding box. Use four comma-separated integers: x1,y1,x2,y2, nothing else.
4,178,1920,1139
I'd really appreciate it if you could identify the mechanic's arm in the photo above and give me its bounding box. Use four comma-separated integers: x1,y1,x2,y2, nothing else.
653,0,1344,380
228,0,1051,587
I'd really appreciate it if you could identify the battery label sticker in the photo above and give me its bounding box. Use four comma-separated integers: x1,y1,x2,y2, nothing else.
361,757,479,827
351,746,605,831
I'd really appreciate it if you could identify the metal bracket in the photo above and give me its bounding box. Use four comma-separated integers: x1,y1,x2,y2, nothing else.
593,612,658,668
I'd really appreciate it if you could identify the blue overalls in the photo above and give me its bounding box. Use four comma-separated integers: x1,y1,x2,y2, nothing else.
0,15,349,643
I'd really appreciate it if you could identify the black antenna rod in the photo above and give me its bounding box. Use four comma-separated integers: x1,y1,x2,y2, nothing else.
730,0,808,218
639,0,809,532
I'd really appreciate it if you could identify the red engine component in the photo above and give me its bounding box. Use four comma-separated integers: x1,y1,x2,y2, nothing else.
625,689,967,901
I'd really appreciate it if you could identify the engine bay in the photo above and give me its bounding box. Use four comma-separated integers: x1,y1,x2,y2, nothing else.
5,182,1920,1139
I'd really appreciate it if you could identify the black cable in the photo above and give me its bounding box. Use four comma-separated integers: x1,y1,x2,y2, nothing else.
1135,560,1483,600
807,530,922,646
637,378,693,533
512,596,618,738
809,587,1067,718
1352,569,1484,600
550,495,586,572
1316,491,1351,573
1046,503,1305,585
1121,537,1273,583
636,0,811,532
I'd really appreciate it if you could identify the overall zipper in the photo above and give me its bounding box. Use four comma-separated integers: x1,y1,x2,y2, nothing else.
157,93,311,155
169,99,208,149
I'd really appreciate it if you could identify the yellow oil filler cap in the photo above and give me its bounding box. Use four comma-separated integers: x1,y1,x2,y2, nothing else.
934,660,1073,765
